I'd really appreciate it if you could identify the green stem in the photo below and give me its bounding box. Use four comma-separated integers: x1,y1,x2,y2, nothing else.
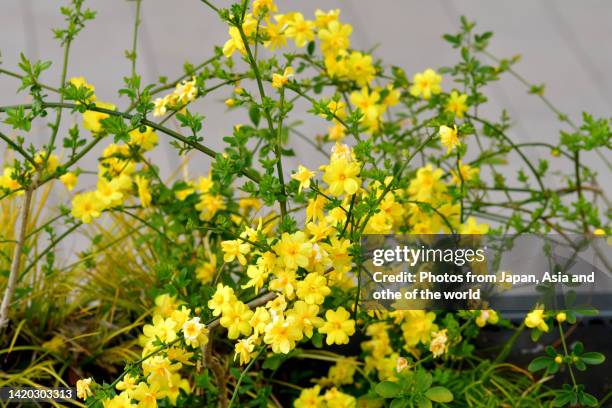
236,18,288,219
46,39,72,163
228,347,266,408
0,68,60,93
558,322,578,389
130,0,142,80
0,130,36,167
0,102,262,184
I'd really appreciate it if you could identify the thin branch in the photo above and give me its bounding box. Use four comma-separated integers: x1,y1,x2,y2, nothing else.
0,175,37,333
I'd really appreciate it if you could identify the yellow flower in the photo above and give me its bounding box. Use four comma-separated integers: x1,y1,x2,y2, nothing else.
407,164,447,204
224,98,235,107
401,310,438,347
99,144,135,177
556,312,567,323
165,374,190,406
525,309,549,332
174,77,198,105
129,126,158,151
252,0,277,17
263,315,302,353
285,13,315,47
269,268,298,299
593,228,606,236
272,66,294,89
234,337,256,365
103,392,135,408
307,220,334,242
170,305,191,329
83,101,116,134
346,51,376,87
208,284,236,316
350,87,382,128
182,317,208,347
294,385,324,408
324,100,347,121
322,157,361,196
439,125,460,153
0,167,22,194
195,193,226,221
314,9,340,28
96,177,124,208
69,76,96,103
306,195,327,223
324,49,349,80
325,357,357,386
429,329,448,358
319,307,355,345
33,151,59,174
409,68,442,99
323,387,356,407
321,237,352,273
76,377,94,400
274,231,312,270
291,165,315,193
396,357,409,373
286,300,324,338
459,217,489,234
220,301,253,339
154,294,181,318
263,21,287,50
142,315,177,344
250,306,271,335
446,91,469,118
451,161,479,185
197,173,214,193
132,381,166,408
296,273,331,305
318,20,352,56
221,239,250,265
71,192,104,223
115,373,138,397
475,309,499,327
223,22,249,58
134,176,152,208
242,263,269,294
60,172,78,191
330,142,355,162
196,256,216,284
382,84,400,107
153,96,168,117
142,355,182,388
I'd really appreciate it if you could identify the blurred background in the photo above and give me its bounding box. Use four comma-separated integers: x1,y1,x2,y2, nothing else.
1,0,611,218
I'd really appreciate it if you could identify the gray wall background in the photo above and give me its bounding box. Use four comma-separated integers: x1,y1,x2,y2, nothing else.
1,1,611,231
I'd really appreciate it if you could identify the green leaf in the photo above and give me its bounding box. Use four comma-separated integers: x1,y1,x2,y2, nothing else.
307,41,315,56
425,386,453,403
248,104,261,127
261,353,289,370
375,381,402,399
579,392,598,407
574,307,598,316
572,341,583,355
416,396,432,408
552,391,573,407
580,352,605,365
414,370,433,391
391,398,411,408
528,356,552,372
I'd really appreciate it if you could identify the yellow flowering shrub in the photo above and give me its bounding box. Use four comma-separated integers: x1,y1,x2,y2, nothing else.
0,1,609,408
